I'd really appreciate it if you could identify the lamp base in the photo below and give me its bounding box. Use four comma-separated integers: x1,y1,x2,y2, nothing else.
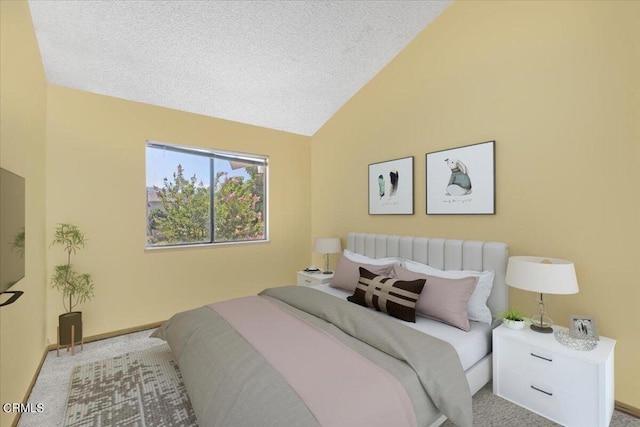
530,311,554,333
528,294,555,333
530,324,553,334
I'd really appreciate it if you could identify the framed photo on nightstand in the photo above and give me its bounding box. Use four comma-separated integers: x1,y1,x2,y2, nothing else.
570,315,599,340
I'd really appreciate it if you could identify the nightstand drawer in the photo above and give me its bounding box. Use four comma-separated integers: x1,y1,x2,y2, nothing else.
497,365,566,424
297,275,316,286
297,271,333,287
498,336,595,386
497,365,598,426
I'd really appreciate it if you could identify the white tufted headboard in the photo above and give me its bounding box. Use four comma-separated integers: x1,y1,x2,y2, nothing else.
346,232,509,317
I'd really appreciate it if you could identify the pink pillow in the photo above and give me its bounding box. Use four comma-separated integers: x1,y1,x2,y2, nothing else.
393,265,478,331
330,256,394,293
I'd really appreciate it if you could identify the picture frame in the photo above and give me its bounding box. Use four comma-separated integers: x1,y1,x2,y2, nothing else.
569,315,599,340
368,156,414,215
426,140,495,215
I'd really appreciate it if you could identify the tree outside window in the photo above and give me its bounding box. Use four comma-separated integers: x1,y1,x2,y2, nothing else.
146,142,267,247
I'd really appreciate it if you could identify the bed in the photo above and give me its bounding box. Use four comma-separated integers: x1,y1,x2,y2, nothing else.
154,232,508,427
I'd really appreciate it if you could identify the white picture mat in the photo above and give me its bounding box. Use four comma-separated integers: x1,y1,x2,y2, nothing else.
426,141,495,214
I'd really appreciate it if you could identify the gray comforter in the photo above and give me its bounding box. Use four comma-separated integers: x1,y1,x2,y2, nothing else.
153,286,472,427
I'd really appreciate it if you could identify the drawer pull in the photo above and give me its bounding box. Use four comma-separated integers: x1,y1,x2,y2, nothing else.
531,385,553,396
530,352,552,362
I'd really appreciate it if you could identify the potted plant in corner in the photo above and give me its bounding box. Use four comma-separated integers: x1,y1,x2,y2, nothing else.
50,223,95,350
497,307,526,330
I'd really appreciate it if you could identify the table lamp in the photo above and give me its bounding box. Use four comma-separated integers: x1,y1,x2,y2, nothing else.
313,237,342,274
505,256,578,333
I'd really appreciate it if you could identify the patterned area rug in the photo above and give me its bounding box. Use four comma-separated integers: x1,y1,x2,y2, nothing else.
64,344,197,427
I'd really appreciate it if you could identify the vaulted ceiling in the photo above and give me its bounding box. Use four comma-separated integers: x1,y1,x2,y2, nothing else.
28,1,450,136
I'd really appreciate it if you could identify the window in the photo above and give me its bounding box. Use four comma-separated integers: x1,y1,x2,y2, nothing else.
146,141,267,247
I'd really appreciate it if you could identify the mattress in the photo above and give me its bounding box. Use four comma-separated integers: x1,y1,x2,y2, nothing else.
314,284,493,371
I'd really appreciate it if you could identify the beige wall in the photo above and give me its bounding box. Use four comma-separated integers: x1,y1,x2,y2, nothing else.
311,1,639,408
0,1,48,427
45,85,311,341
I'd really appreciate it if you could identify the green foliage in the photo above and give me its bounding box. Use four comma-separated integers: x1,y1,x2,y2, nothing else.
50,223,95,313
148,163,265,245
214,166,265,242
147,208,167,240
496,307,526,322
151,164,210,244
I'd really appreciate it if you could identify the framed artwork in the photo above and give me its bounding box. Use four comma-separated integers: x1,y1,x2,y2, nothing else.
426,140,495,215
368,156,414,215
569,315,599,340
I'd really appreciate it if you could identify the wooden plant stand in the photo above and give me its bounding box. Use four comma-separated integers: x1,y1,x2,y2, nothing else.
57,324,84,357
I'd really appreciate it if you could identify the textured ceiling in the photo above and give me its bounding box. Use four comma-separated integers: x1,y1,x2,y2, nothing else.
28,1,450,136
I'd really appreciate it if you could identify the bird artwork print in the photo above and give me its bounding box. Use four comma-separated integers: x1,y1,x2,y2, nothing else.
378,174,385,199
389,170,399,196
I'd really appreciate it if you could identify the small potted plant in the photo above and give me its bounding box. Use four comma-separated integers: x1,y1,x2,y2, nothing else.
497,307,526,330
50,223,95,348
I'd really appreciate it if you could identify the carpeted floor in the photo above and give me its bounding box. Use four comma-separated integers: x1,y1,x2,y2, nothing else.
19,329,640,427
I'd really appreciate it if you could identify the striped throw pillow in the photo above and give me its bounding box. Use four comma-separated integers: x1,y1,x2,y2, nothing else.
347,267,426,322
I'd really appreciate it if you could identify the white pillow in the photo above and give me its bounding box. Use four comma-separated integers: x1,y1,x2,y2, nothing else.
343,249,404,266
402,259,495,325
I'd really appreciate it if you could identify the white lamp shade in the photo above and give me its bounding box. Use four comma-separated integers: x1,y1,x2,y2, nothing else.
505,256,579,295
313,237,342,254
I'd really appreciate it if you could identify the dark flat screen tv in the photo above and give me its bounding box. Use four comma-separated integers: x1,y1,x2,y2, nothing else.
0,167,26,293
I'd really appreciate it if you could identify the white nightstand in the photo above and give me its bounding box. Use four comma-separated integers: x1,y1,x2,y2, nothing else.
493,323,616,427
297,271,334,287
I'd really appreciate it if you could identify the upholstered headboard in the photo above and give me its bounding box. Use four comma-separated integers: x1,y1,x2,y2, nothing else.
346,232,509,317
